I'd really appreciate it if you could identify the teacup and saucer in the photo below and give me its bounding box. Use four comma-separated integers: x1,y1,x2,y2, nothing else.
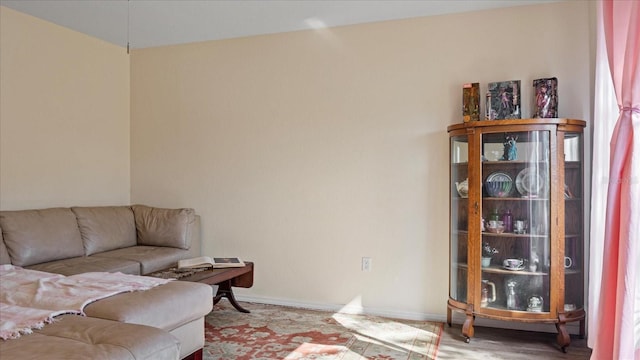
503,258,524,270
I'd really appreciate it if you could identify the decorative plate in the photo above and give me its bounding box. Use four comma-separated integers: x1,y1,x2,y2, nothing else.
515,167,547,196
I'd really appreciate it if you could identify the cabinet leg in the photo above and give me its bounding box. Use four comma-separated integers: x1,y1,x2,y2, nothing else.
555,321,570,351
462,314,474,341
462,305,475,341
447,307,452,327
579,318,585,339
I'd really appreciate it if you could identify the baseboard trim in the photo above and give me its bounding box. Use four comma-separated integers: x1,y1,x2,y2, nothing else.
235,295,583,335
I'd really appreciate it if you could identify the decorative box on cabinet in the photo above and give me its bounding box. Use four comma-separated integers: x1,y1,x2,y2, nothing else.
447,119,586,352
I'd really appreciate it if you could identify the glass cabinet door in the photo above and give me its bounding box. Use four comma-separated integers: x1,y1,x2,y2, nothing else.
479,130,551,312
450,135,468,303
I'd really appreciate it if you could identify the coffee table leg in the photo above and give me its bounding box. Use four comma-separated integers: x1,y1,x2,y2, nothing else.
214,280,250,313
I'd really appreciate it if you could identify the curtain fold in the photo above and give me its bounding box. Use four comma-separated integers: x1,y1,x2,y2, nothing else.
591,1,640,359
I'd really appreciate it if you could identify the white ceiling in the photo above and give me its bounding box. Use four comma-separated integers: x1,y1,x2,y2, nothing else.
1,0,558,49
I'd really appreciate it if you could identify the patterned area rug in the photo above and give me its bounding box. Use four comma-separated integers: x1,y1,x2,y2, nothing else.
204,302,442,360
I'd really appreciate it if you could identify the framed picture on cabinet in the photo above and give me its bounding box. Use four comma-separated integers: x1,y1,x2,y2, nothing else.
487,80,521,120
533,77,558,118
463,83,480,122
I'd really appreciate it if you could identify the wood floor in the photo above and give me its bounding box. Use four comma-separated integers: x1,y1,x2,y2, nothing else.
437,324,592,359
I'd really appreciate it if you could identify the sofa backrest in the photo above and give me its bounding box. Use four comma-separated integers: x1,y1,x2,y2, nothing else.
132,205,195,250
71,206,138,256
0,205,199,266
0,208,85,267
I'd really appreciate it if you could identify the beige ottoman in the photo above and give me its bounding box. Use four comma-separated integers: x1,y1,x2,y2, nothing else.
84,280,213,359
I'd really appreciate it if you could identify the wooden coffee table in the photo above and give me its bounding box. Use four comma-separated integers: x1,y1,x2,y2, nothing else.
149,262,254,313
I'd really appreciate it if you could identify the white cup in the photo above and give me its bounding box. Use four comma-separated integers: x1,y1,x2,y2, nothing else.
564,256,573,268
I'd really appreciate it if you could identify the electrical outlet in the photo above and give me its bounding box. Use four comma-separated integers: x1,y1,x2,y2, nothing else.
362,257,372,271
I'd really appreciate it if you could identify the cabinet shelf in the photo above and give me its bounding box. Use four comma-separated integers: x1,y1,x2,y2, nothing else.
448,119,586,350
483,197,549,201
454,230,579,239
481,305,550,314
481,232,548,238
483,267,547,276
458,263,583,276
482,160,549,165
459,263,548,276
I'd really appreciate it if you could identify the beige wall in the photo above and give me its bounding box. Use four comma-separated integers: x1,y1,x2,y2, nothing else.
0,7,130,210
131,1,593,319
0,1,593,320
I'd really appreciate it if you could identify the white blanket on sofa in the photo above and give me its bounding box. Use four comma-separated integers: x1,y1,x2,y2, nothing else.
0,265,172,340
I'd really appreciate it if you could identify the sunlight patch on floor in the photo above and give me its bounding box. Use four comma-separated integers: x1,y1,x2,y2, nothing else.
337,295,365,314
284,342,349,359
331,312,438,356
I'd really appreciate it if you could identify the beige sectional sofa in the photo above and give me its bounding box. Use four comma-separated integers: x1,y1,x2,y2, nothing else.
0,205,214,360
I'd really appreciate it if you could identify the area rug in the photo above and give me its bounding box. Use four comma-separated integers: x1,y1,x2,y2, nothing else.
204,301,442,360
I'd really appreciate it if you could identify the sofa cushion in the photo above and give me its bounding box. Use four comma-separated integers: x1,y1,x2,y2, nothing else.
132,205,195,250
92,245,191,274
84,281,213,331
71,206,137,256
0,229,11,265
0,208,85,267
0,315,180,360
26,256,141,276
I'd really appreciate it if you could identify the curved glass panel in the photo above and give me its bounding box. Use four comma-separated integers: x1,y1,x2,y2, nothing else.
450,135,468,303
563,132,584,311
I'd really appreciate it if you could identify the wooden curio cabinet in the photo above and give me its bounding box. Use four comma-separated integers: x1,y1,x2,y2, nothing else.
447,119,586,352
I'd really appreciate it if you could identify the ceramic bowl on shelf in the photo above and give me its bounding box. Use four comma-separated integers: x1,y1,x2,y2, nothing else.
485,180,513,197
486,225,505,234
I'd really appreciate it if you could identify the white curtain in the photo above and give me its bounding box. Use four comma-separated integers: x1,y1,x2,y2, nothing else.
587,1,619,350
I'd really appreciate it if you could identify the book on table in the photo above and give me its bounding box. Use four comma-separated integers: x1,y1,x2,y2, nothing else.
177,256,245,270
